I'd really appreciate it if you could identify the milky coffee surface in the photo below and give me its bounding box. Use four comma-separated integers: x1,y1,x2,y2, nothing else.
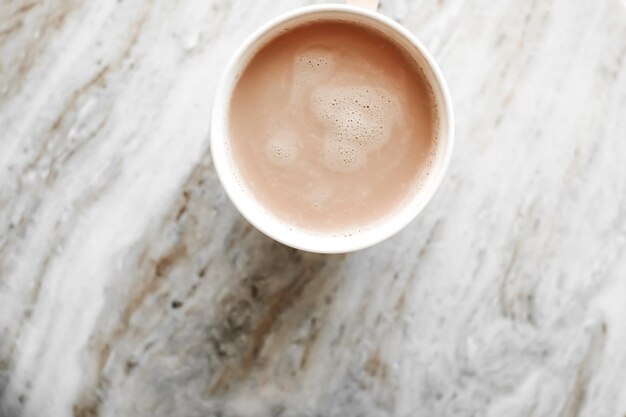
229,21,436,232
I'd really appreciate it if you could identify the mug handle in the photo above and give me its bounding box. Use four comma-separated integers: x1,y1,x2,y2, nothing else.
346,0,379,10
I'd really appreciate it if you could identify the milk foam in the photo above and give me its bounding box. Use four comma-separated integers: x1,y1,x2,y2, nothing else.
311,86,399,171
293,47,334,85
264,132,299,167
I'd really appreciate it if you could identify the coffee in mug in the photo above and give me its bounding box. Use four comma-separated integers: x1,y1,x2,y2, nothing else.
211,4,454,253
228,20,438,233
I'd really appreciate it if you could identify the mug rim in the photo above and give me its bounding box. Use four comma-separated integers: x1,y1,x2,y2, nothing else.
211,3,455,253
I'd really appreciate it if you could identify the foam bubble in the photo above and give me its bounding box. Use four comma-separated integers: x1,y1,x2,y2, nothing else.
311,86,399,171
264,132,299,167
322,137,365,172
293,47,334,86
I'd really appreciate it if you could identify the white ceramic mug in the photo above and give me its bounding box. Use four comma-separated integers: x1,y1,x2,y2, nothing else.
211,1,454,254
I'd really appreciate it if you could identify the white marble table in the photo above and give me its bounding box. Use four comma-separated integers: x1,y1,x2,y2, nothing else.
1,1,625,416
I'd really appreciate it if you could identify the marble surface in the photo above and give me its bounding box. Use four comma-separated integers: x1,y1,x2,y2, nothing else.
0,0,625,416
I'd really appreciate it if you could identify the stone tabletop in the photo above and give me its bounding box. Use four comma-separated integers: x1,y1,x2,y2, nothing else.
0,1,625,416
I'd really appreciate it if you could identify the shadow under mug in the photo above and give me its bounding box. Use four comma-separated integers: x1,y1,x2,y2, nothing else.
211,1,454,254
